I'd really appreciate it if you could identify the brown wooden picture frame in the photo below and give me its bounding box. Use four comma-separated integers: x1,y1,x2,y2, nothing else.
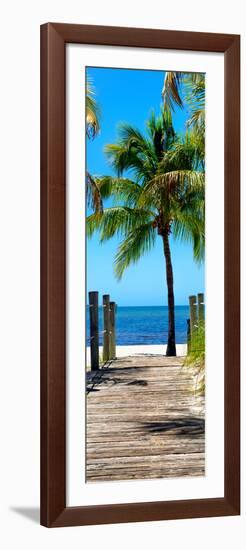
40,22,240,527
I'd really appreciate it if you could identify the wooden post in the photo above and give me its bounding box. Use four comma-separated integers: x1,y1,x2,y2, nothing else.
187,318,191,353
88,291,99,371
103,294,110,362
109,302,116,359
189,295,197,334
197,293,205,324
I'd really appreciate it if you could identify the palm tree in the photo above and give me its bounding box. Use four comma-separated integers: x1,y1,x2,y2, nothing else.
87,110,205,356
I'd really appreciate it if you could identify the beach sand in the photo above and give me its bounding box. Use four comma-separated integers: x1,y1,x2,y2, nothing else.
86,343,187,366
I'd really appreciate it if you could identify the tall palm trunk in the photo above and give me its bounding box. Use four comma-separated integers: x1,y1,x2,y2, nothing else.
162,231,176,356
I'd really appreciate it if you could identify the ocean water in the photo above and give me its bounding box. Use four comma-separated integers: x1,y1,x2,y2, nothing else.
86,305,189,346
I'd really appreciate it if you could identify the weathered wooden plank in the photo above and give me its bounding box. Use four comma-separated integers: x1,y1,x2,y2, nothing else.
86,354,205,482
87,447,205,459
87,436,204,445
87,471,205,482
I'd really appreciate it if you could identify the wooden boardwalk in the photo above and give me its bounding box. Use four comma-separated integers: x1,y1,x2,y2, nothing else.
86,355,205,482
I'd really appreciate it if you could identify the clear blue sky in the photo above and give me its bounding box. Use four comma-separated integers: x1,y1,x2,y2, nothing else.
86,67,204,306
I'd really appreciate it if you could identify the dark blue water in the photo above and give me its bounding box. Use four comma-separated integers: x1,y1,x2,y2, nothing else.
86,305,189,345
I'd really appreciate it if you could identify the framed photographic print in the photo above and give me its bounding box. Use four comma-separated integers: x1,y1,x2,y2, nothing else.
40,23,240,527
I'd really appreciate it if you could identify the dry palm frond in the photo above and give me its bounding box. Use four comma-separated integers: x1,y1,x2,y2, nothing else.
162,72,183,111
86,172,103,213
86,77,101,139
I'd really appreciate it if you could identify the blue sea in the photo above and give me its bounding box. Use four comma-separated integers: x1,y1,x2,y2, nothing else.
86,305,189,346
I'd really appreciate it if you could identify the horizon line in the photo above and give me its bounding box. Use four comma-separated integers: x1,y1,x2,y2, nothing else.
86,303,191,307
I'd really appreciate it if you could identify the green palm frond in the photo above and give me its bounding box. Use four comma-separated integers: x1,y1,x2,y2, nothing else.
145,170,204,197
105,124,156,179
184,73,205,103
184,73,205,130
87,206,154,242
162,132,204,170
187,109,205,130
105,143,154,182
116,124,153,154
147,108,175,155
114,222,156,279
96,176,142,206
172,211,205,263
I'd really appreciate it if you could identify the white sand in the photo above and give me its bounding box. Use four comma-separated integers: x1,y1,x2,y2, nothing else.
86,344,187,366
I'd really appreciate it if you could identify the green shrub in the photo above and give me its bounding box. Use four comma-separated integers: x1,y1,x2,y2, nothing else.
185,321,205,395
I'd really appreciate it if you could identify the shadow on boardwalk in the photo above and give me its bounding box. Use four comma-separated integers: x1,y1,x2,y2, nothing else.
86,354,205,482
